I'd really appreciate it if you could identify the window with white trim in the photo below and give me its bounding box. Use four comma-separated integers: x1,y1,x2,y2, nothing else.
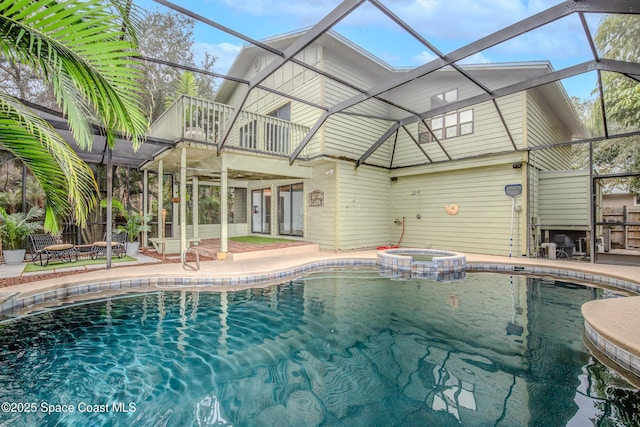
419,89,474,143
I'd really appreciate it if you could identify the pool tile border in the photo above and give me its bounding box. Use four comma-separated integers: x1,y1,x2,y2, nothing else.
0,258,377,318
467,262,640,294
377,248,466,281
584,322,640,385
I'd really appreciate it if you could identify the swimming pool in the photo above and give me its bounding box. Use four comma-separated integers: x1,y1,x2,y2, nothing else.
0,270,638,426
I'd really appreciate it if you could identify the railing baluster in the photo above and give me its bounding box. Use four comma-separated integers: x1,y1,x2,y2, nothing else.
164,95,310,157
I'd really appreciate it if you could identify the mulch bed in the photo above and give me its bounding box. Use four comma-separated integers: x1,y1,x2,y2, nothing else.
0,249,214,289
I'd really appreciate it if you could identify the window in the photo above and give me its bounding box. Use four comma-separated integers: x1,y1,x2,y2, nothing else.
419,109,474,143
431,89,458,107
419,89,474,143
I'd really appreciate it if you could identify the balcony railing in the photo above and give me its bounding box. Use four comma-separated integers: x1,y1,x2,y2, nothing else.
149,95,311,158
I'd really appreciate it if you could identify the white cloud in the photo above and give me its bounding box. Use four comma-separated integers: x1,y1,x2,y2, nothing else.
195,42,242,75
411,51,491,66
412,51,438,64
458,52,492,64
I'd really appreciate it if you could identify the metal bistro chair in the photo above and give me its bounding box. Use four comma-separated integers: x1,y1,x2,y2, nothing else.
30,234,78,267
91,231,128,259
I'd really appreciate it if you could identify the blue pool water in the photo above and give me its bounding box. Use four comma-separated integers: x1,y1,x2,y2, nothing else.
0,271,638,426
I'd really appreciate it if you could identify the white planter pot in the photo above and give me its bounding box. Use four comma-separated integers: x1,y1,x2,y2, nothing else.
126,241,140,256
3,249,26,265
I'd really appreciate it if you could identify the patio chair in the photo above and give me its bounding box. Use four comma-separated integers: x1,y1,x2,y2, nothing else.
30,234,78,267
91,231,127,259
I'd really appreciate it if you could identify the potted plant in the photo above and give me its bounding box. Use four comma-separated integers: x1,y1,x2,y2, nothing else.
0,207,43,265
101,200,151,255
118,209,152,255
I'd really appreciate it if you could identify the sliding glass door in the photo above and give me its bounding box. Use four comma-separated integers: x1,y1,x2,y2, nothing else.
278,183,303,237
251,189,271,234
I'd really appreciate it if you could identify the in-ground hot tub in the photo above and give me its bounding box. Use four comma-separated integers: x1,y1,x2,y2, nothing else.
377,248,466,281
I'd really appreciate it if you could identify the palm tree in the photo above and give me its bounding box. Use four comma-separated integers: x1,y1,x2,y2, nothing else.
0,187,21,213
0,0,149,233
164,71,199,109
25,175,45,209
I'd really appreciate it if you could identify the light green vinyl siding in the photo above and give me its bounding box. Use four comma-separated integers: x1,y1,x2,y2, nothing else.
391,94,525,168
335,163,392,249
228,47,325,157
321,52,394,166
305,163,337,250
526,91,572,171
538,170,590,229
324,115,393,167
390,163,525,256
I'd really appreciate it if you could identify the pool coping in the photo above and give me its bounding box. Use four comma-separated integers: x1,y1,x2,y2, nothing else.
1,250,639,385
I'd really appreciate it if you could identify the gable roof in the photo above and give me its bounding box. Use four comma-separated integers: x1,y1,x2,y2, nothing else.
216,29,586,153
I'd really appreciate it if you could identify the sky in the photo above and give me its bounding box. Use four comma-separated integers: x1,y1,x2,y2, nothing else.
134,0,610,100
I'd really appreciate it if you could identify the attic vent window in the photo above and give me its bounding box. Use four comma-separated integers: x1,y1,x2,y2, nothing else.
431,89,458,107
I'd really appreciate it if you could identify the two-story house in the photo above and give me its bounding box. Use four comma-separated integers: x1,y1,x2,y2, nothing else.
142,30,586,257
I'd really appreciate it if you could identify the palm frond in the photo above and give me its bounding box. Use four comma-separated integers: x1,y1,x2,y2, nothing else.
0,0,149,150
0,95,99,232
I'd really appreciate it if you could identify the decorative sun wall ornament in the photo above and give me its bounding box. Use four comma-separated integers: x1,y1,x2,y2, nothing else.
445,204,459,216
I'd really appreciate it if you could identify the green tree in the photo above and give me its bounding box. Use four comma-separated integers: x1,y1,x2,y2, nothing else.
569,15,640,194
0,56,57,108
25,176,45,209
595,14,640,129
0,0,149,233
0,187,21,214
571,96,640,193
137,9,217,121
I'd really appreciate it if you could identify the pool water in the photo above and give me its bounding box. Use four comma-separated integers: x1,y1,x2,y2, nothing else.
0,271,638,426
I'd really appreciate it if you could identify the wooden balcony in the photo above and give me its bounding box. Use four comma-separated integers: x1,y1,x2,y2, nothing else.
149,95,311,158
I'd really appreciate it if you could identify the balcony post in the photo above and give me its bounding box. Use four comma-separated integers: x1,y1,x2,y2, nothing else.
192,175,199,240
180,147,187,264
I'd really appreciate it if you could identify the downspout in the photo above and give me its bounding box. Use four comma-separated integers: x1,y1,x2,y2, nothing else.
334,164,339,251
520,91,537,257
520,155,527,257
